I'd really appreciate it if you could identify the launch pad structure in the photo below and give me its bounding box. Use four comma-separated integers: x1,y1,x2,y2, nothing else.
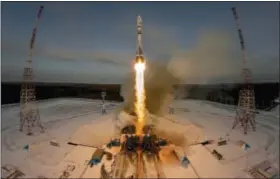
20,5,45,135
231,7,256,134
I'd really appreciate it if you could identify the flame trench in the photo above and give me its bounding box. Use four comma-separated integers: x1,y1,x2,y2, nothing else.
134,62,146,135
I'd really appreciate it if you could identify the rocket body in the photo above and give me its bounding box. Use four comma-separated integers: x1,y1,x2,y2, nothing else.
136,15,145,63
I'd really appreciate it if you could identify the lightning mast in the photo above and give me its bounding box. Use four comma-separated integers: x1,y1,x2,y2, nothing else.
20,5,45,135
231,7,256,134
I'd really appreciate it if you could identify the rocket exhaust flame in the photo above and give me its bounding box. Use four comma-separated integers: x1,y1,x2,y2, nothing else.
134,62,146,135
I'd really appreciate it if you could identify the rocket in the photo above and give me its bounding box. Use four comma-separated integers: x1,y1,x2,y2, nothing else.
136,15,145,63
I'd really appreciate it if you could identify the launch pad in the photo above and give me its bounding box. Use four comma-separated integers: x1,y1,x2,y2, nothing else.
118,126,168,154
110,124,168,178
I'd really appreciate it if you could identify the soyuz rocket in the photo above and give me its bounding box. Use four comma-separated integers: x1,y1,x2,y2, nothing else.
136,15,145,63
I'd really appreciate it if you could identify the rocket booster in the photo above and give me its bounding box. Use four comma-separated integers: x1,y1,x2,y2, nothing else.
136,15,145,63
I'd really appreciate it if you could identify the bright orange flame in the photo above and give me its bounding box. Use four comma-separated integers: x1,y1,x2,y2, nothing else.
134,61,146,135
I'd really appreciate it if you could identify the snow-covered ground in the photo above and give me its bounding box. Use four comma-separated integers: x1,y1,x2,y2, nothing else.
1,98,279,178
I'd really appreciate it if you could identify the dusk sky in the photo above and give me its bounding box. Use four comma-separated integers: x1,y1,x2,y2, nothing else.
1,2,279,84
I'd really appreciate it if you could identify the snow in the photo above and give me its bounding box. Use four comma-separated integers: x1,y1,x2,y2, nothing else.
55,145,97,178
1,97,279,178
45,143,112,178
274,97,279,103
163,164,198,178
69,114,116,148
188,144,236,178
269,104,279,118
1,98,116,178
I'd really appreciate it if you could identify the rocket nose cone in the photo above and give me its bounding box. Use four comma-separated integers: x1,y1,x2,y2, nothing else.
137,15,142,22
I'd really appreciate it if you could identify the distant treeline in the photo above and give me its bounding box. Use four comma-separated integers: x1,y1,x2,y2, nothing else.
175,83,279,109
1,82,279,110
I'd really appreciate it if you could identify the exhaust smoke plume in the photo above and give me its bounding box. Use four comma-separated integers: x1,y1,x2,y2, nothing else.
168,29,235,84
120,29,235,115
121,61,182,116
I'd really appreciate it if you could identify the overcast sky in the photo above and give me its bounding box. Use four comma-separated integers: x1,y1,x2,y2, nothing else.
1,2,279,84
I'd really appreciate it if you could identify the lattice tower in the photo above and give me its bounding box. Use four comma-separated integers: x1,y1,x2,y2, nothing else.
20,6,44,135
231,7,256,134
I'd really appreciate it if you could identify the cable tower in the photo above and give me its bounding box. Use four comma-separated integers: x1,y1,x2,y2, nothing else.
231,7,256,134
20,5,45,135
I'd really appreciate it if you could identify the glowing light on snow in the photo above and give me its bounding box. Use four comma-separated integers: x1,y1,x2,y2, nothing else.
134,61,146,135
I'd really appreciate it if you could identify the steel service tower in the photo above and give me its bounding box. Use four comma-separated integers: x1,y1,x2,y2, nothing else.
136,15,145,63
